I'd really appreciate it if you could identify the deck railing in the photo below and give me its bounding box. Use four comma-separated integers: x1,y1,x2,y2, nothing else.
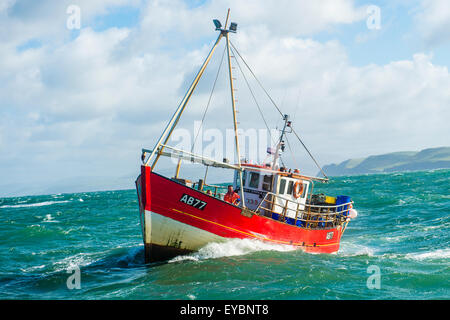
255,192,352,229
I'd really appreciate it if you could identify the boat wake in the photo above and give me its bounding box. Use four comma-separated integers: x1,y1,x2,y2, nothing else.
169,238,296,263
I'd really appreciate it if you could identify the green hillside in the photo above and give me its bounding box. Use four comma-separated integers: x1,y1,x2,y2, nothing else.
322,147,450,176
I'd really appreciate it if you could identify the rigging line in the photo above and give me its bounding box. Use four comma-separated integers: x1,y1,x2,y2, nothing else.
285,134,300,170
230,40,283,117
191,44,227,153
229,45,276,146
230,40,328,179
280,155,286,168
292,127,328,180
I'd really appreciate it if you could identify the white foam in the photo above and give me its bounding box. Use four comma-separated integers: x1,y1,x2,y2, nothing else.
422,225,440,231
406,248,450,261
43,214,59,223
52,252,96,272
62,226,85,234
169,238,296,263
0,200,70,209
383,235,408,243
338,242,375,257
20,264,46,272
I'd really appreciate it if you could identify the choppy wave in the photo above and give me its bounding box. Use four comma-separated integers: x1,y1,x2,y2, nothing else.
338,242,376,257
42,214,59,223
0,169,449,299
405,248,450,261
52,252,103,273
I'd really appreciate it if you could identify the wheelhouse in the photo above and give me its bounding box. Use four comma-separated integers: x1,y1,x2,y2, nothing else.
233,164,311,215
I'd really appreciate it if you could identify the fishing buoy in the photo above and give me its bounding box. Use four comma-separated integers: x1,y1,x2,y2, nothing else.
292,180,304,198
348,208,358,219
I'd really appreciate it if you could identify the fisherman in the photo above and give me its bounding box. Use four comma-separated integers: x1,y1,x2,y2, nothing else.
206,190,213,196
224,185,240,205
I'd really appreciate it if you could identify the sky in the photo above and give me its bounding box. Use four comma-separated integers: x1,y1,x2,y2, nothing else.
0,0,449,197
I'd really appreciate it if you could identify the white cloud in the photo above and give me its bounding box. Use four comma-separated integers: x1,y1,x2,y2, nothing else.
137,0,366,45
225,37,450,165
0,0,449,196
415,0,450,46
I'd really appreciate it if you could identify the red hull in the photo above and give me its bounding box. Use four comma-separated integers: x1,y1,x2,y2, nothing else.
139,166,343,262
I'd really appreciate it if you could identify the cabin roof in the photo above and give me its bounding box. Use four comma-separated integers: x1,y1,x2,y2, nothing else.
237,163,314,182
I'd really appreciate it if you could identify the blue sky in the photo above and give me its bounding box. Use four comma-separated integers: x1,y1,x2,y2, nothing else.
0,0,449,197
91,5,141,31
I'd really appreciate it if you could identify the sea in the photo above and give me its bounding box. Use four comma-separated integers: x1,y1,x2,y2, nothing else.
0,169,448,300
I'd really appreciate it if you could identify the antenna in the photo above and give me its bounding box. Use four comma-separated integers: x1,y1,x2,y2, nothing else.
229,22,238,33
213,19,222,30
212,9,238,34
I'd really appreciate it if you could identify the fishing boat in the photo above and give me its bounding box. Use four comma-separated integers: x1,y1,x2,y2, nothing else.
136,10,357,263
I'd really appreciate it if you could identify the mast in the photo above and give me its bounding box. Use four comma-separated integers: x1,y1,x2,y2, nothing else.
145,9,246,207
224,10,245,208
272,114,290,169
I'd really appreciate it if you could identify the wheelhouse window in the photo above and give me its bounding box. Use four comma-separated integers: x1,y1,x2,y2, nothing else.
278,178,287,194
249,172,260,189
287,180,294,195
301,183,308,198
262,175,273,191
234,171,238,187
242,171,247,187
